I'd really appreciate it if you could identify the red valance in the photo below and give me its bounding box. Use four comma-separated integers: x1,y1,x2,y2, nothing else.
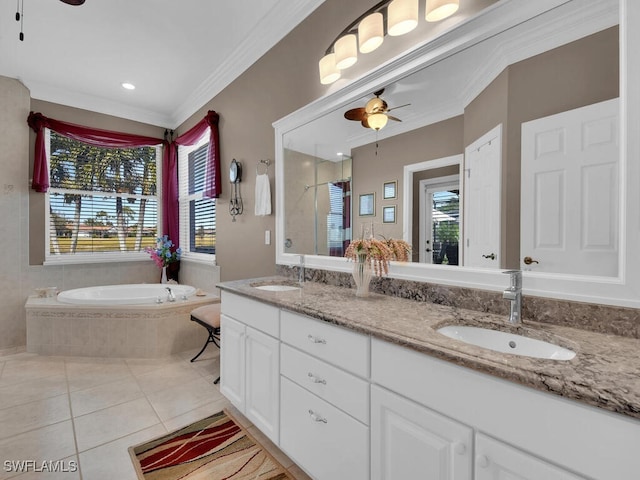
27,112,165,193
174,110,221,199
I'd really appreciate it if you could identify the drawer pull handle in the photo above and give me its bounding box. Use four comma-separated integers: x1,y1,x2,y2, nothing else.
308,372,327,385
308,409,327,423
307,334,327,344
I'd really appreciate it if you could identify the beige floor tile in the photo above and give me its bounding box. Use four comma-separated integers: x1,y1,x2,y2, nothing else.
133,363,203,394
78,424,166,480
0,422,76,480
0,360,66,388
0,374,67,410
69,376,144,417
124,355,186,376
8,456,79,480
161,395,231,432
0,395,71,441
146,376,224,422
73,397,161,452
65,362,133,392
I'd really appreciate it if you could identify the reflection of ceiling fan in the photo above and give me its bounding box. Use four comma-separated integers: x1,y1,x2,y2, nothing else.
344,89,410,130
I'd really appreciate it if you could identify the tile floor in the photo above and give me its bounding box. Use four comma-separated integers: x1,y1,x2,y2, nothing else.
0,348,311,480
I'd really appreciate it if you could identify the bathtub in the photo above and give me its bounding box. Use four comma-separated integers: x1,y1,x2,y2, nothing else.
57,284,196,305
26,284,217,358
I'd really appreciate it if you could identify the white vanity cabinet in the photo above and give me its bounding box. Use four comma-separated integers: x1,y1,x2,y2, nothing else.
371,384,473,480
372,338,640,480
279,310,370,480
475,434,584,480
220,292,280,443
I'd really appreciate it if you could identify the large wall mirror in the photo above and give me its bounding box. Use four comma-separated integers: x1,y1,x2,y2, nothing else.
276,0,640,308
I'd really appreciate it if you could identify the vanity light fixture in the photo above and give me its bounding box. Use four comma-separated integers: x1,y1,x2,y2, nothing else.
319,0,460,84
425,0,460,22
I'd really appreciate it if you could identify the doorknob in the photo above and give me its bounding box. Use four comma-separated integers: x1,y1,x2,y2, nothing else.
523,256,539,265
482,253,496,260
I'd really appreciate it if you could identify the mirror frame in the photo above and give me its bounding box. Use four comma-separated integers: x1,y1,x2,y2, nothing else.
275,0,640,308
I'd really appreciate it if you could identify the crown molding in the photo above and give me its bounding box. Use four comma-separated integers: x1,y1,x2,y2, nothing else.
170,0,326,128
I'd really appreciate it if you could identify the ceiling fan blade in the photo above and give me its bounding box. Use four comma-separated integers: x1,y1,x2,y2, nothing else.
344,107,366,121
387,103,411,113
60,0,85,5
361,117,371,128
387,115,402,122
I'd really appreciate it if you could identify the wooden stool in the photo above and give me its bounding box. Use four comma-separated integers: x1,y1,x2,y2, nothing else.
190,303,221,384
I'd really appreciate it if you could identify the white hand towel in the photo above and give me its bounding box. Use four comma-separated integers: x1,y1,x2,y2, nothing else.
254,173,272,216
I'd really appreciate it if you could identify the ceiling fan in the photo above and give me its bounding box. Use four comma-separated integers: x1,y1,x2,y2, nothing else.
59,0,86,4
344,89,410,130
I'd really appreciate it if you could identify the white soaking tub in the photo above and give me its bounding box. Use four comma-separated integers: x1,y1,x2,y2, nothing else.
57,283,196,305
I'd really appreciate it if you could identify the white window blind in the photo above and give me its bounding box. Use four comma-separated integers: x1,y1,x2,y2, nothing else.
178,133,216,262
45,130,161,264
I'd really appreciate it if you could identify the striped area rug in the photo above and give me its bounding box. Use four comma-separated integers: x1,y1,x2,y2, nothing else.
129,410,292,480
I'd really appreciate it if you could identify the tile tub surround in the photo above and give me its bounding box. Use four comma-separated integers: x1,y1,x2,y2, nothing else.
218,276,640,421
276,265,640,338
25,294,219,358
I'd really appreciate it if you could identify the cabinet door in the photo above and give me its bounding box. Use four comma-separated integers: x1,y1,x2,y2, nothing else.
220,314,245,410
280,376,369,480
475,434,585,480
245,326,280,444
371,385,472,480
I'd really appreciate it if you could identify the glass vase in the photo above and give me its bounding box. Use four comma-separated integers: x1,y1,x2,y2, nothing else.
352,254,372,297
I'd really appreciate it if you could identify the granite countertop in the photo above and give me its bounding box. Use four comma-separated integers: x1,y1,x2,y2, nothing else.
218,276,640,421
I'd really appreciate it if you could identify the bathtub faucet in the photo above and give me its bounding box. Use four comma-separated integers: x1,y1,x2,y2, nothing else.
166,287,176,302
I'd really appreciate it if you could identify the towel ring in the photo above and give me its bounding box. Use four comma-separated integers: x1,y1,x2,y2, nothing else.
256,159,271,175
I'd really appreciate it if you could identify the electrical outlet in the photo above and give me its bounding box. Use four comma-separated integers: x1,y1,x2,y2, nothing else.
265,230,271,245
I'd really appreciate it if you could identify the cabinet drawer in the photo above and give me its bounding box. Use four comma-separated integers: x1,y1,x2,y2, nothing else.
280,376,369,480
220,291,279,337
281,344,369,424
280,310,369,377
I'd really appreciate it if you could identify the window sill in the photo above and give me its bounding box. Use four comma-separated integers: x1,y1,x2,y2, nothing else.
43,252,150,266
180,253,217,267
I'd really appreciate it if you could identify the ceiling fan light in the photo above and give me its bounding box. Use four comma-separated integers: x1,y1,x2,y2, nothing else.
388,0,419,36
334,34,358,70
368,113,388,130
365,97,386,114
425,0,459,22
319,53,341,85
359,12,384,53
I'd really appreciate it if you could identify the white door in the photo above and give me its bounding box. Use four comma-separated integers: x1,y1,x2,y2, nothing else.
220,315,245,410
245,326,280,444
475,434,586,480
371,385,472,480
521,98,619,275
464,124,502,268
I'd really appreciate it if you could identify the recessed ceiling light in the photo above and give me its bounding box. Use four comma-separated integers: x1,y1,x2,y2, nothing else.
337,152,343,156
121,82,135,90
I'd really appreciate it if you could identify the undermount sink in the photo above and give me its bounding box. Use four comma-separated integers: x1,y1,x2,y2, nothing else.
253,284,301,292
437,325,576,360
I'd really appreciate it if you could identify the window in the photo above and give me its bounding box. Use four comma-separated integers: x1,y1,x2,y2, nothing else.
45,130,161,263
178,134,216,261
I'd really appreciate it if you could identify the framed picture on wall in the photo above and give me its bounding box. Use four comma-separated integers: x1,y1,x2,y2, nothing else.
382,205,396,223
383,180,397,199
359,193,375,216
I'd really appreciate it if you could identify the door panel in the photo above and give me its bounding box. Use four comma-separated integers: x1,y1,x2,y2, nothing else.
521,98,619,275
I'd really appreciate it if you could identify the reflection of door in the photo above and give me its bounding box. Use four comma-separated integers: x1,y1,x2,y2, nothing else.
521,99,619,275
464,124,502,268
419,176,459,264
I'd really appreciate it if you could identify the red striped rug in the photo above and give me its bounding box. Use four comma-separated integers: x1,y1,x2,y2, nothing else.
129,410,292,480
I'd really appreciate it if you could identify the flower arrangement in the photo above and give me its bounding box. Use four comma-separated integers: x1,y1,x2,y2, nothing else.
345,236,411,276
145,235,181,268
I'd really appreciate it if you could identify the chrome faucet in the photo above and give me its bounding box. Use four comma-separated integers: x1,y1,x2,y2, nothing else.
502,270,522,325
165,287,176,302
